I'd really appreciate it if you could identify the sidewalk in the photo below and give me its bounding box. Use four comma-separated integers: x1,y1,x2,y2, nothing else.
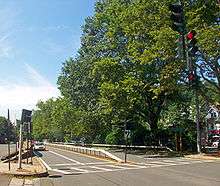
0,157,47,177
185,153,220,160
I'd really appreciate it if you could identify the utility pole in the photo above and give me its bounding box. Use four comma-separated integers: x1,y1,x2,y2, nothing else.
7,109,11,171
124,121,127,163
195,88,201,153
18,121,23,169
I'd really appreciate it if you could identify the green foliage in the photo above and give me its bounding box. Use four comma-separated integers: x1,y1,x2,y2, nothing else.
105,128,124,145
33,0,219,149
0,116,15,143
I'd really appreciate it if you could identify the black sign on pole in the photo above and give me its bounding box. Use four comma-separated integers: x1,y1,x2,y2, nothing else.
21,109,32,123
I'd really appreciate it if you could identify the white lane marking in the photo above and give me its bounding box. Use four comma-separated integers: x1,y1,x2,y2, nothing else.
89,166,113,171
85,162,112,165
52,163,149,175
50,163,78,166
203,160,215,162
162,160,178,163
105,164,128,169
145,161,177,165
33,151,52,170
123,164,147,168
53,168,71,175
161,160,190,165
50,162,112,167
70,167,89,172
49,150,83,165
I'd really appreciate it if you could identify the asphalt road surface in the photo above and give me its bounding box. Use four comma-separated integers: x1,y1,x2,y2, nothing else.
0,144,16,159
33,146,220,186
0,144,16,186
0,174,12,186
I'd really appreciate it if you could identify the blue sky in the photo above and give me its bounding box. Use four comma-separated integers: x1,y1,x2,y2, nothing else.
0,0,96,120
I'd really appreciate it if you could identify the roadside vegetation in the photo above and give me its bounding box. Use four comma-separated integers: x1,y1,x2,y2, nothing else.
0,116,16,143
32,0,219,151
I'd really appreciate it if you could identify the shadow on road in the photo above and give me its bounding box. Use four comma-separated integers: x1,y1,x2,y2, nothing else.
33,151,43,157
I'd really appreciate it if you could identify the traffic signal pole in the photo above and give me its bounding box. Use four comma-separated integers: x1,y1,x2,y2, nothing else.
170,1,201,153
195,85,201,153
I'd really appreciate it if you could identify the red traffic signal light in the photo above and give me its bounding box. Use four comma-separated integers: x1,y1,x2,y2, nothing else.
187,30,198,55
186,30,196,40
188,72,195,81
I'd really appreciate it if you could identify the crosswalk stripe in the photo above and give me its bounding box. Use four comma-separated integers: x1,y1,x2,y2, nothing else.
123,164,147,168
161,160,191,165
53,168,71,174
70,167,89,172
50,163,78,166
85,162,112,165
48,158,216,175
49,151,83,165
89,166,113,171
105,164,128,169
145,161,177,165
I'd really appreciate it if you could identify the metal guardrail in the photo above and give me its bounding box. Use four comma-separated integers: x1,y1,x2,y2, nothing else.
46,143,123,162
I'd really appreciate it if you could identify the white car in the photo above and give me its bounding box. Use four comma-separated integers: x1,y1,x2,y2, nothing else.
34,142,46,151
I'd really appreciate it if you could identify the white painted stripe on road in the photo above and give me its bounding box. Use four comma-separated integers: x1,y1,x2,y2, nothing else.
33,151,52,171
49,150,83,165
89,166,113,171
203,160,215,163
123,164,147,168
53,168,71,175
70,167,89,172
162,160,178,163
105,164,128,169
50,163,78,166
161,160,190,165
146,161,177,165
85,162,112,165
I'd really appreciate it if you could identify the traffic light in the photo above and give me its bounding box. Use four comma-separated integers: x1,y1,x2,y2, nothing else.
187,30,199,56
188,71,197,86
169,4,184,33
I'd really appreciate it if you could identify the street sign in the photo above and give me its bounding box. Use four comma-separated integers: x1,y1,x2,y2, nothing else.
21,109,32,123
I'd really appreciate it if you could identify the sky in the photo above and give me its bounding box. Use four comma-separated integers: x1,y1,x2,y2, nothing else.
0,0,96,121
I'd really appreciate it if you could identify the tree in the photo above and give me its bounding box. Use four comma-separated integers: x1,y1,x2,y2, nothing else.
58,0,183,144
0,116,15,143
55,0,219,145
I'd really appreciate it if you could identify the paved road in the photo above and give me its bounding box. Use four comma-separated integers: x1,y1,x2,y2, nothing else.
0,174,12,186
34,146,220,186
0,144,16,186
0,144,16,158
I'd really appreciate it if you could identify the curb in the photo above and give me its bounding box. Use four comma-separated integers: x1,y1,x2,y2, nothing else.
2,170,48,178
184,154,220,160
0,157,48,177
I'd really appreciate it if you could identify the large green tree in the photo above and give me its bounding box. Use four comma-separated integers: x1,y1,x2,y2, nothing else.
56,0,219,144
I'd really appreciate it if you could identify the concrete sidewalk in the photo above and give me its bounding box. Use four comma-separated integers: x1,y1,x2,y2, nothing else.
0,157,47,177
185,153,220,160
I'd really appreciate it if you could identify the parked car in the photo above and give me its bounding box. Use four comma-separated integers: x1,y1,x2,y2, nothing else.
211,135,220,147
34,142,46,151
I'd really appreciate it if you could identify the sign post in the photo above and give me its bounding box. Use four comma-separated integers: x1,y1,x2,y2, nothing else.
18,109,32,169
